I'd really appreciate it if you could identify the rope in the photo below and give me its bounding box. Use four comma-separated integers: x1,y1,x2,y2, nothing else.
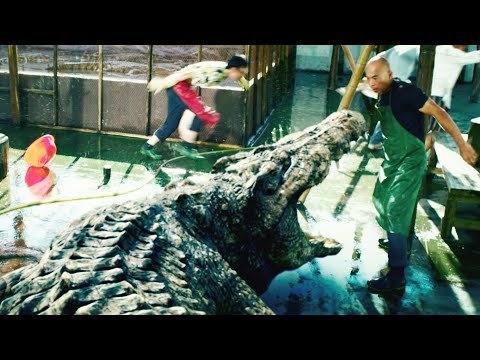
0,147,255,217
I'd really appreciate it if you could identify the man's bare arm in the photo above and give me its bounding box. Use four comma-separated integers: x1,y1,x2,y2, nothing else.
420,99,478,165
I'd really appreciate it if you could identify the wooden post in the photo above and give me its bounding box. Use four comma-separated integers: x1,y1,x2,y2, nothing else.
441,195,457,239
470,45,480,103
273,45,280,107
299,45,375,203
242,45,250,147
146,45,154,135
290,45,297,88
468,117,480,155
7,45,21,126
197,45,203,98
377,45,394,54
261,45,268,124
267,46,274,114
97,45,104,132
0,133,8,181
255,45,263,130
198,45,203,62
338,45,376,111
416,45,436,133
328,45,340,90
53,45,59,126
284,45,289,90
277,45,283,96
246,45,257,140
415,45,437,235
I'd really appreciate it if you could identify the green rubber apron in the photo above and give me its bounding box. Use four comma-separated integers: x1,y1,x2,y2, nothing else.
372,89,426,237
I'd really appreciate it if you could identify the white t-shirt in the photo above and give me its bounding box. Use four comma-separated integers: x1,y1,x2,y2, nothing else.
431,45,480,109
384,45,420,82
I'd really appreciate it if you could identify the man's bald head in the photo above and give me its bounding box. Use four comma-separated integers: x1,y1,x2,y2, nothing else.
365,56,393,94
366,56,391,73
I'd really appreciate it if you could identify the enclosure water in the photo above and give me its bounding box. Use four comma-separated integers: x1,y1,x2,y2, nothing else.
0,125,225,275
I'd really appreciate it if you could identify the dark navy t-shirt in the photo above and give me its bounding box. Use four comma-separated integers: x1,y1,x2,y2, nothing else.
377,79,429,142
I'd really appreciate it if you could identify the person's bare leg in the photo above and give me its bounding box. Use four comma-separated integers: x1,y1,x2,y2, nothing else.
178,109,198,143
146,134,161,147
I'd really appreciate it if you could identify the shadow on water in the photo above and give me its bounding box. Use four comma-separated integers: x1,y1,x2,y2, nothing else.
332,153,371,219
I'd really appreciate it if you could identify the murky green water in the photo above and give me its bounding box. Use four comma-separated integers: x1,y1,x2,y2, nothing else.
0,125,232,274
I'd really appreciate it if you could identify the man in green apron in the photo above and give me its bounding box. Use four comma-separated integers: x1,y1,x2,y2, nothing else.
365,57,478,293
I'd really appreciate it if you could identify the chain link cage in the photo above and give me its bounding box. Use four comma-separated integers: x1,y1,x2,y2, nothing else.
1,45,295,146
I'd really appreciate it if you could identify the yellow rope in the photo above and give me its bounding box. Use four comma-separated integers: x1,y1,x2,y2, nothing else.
0,147,255,217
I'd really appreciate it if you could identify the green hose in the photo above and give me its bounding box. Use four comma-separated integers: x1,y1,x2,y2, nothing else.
0,146,255,217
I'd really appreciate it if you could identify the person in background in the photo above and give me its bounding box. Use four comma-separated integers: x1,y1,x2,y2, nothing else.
367,45,480,151
140,55,249,160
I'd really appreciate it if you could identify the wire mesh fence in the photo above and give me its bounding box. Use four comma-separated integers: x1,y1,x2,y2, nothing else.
102,45,149,134
1,45,296,146
57,45,99,130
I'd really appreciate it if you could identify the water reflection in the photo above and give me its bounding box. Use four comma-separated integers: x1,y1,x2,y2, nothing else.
13,213,26,247
24,166,56,197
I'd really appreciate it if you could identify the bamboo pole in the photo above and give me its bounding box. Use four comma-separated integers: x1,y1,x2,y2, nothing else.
341,45,356,72
328,45,340,90
470,45,480,103
97,45,104,132
7,45,21,126
417,45,436,133
299,45,375,203
338,45,376,111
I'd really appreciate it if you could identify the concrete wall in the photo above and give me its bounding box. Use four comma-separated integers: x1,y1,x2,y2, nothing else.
296,45,363,73
296,45,333,72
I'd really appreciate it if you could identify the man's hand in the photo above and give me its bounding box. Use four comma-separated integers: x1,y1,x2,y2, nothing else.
459,142,479,166
238,77,250,91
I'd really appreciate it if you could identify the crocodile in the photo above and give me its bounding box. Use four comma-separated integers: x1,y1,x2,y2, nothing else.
0,110,365,315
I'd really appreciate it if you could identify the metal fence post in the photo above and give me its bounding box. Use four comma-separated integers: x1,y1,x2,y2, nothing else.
7,45,21,126
98,45,104,132
146,45,153,135
53,45,59,126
